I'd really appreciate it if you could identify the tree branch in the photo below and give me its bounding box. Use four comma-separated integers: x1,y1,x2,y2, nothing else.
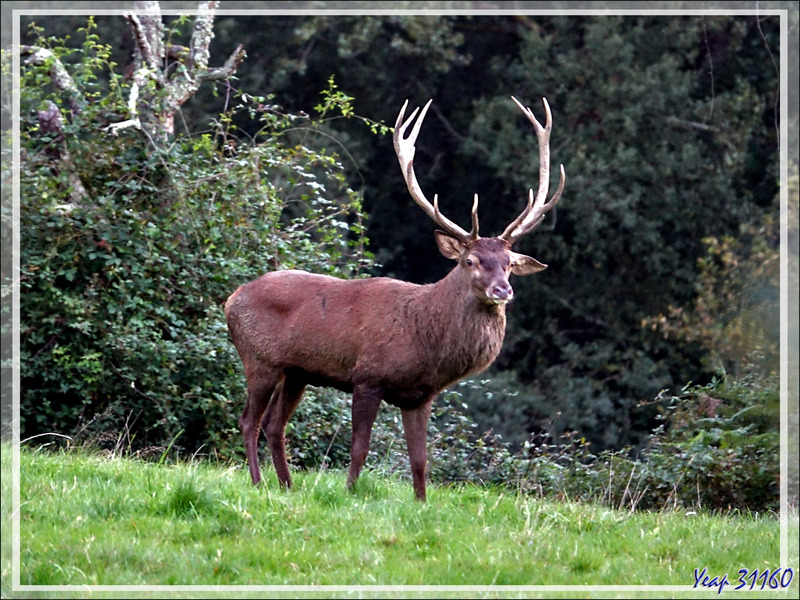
21,46,84,112
117,0,245,142
201,44,246,82
37,100,89,206
126,13,159,74
128,1,164,75
187,0,218,73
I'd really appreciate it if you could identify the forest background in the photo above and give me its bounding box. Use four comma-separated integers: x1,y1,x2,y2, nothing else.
1,1,798,512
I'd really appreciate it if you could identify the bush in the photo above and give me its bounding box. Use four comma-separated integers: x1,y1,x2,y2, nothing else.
13,21,373,457
425,371,780,513
637,371,780,511
280,371,780,514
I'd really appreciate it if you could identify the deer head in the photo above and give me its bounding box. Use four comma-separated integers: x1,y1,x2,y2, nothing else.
393,96,566,305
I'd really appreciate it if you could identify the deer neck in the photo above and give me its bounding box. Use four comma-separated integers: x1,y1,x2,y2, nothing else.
414,266,507,384
435,265,507,319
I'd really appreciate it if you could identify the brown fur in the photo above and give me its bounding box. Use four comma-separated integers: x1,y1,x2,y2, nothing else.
225,232,544,500
226,234,545,501
225,227,545,500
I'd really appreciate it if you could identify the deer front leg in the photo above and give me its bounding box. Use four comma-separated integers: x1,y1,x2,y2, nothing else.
401,397,433,501
346,384,383,492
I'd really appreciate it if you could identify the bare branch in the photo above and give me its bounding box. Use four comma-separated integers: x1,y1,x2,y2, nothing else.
119,0,244,143
104,68,154,135
36,101,89,206
664,116,718,132
187,0,219,73
105,118,142,136
37,100,63,135
201,44,246,82
128,1,164,74
21,46,83,111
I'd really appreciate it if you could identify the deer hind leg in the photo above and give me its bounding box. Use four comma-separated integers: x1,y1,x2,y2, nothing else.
261,375,306,489
240,368,281,486
346,384,383,492
401,397,433,501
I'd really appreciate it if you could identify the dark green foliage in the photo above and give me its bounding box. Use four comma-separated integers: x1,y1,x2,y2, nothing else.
463,15,780,452
284,387,354,471
416,372,780,513
638,372,780,511
281,372,780,512
282,386,410,479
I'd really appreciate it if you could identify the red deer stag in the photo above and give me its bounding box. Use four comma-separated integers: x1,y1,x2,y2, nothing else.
225,97,565,501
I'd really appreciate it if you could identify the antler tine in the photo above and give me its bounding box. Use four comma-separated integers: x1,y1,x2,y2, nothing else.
470,193,480,239
500,97,566,244
394,100,478,242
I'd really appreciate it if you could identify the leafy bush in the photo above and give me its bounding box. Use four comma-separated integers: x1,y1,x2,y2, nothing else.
13,20,373,457
238,370,779,514
419,371,780,513
636,371,780,511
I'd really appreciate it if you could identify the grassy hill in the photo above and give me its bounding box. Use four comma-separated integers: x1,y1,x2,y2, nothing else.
1,442,797,597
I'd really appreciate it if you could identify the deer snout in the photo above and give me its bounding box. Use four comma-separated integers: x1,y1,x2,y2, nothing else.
488,281,514,303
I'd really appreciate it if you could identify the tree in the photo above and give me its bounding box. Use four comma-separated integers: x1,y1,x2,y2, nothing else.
461,15,780,448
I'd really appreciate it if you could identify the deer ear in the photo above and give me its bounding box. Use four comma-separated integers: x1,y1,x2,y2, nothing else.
510,251,548,275
434,230,466,260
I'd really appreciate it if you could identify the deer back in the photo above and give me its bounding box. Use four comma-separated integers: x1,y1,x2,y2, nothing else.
225,263,508,407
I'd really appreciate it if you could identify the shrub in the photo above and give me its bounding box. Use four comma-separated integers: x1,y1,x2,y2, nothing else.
446,371,781,513
637,371,780,511
13,20,374,457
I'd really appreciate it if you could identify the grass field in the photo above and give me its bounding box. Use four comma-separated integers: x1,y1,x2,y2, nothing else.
2,442,797,598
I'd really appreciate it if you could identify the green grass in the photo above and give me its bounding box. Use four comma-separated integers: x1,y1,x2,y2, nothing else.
2,442,797,595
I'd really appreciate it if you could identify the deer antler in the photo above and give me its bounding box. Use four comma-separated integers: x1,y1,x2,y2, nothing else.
394,100,479,243
499,97,566,244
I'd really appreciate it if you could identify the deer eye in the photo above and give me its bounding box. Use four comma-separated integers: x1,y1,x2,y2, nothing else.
466,258,474,267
